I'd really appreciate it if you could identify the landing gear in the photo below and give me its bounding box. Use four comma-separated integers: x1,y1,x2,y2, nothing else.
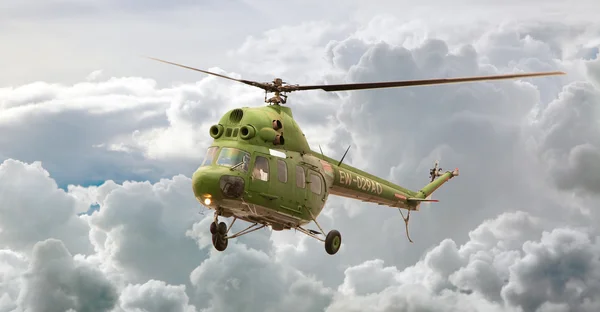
325,230,341,255
211,227,228,251
210,217,229,251
209,210,267,252
295,208,343,255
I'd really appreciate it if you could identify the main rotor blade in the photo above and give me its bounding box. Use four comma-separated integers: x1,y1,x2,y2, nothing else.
292,71,566,92
146,57,270,90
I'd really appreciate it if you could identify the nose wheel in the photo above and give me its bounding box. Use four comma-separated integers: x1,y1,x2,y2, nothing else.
210,221,228,251
210,211,229,251
208,211,268,252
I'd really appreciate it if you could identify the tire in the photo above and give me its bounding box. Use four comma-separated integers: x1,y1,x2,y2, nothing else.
212,233,228,251
325,230,341,255
218,222,227,235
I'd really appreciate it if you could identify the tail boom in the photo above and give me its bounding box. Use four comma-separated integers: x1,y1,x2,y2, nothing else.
312,151,458,211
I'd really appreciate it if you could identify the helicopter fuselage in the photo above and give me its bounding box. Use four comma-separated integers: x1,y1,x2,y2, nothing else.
192,140,334,230
191,105,334,231
147,56,558,254
191,105,458,234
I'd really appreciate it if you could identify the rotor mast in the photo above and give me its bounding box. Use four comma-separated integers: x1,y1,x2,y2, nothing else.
265,78,288,105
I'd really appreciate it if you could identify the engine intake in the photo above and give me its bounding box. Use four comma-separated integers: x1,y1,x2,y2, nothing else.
240,125,256,140
209,124,224,139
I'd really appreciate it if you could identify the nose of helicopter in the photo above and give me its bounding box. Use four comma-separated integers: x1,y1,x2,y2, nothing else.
192,167,246,207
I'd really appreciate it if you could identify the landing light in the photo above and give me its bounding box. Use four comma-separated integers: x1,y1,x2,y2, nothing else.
204,198,212,205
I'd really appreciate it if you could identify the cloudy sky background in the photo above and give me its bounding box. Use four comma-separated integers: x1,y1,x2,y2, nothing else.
2,0,600,311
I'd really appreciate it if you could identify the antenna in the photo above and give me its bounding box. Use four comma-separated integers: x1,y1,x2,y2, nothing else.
337,145,351,167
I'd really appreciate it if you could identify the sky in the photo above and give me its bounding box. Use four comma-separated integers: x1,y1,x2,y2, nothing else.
1,0,600,311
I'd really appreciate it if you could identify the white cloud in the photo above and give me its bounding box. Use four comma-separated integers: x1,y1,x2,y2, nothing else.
0,73,266,187
0,250,27,311
84,174,206,286
531,81,600,196
0,159,92,255
0,158,599,311
326,211,600,312
2,4,600,311
86,70,104,82
118,280,197,312
16,239,118,312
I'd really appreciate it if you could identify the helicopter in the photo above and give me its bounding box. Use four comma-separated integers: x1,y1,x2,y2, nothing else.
148,57,564,255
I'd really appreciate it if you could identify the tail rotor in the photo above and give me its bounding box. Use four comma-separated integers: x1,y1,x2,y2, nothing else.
429,160,443,182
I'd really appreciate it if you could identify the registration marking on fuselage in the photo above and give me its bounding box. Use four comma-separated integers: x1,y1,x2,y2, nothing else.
338,170,383,195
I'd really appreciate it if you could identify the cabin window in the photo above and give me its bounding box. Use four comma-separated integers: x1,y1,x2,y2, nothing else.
252,156,269,181
200,147,218,166
216,147,250,172
277,159,287,183
296,166,305,188
310,173,322,195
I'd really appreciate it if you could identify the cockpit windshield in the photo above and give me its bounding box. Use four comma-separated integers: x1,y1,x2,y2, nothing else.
201,146,218,167
216,147,250,172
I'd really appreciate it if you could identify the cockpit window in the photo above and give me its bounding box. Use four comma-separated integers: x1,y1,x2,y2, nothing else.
201,147,218,167
216,147,250,172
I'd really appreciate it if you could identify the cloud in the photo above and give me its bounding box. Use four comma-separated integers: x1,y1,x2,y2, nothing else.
2,8,600,312
0,74,263,187
189,243,334,312
0,159,92,255
326,211,600,312
530,80,600,195
0,158,599,311
290,33,559,270
0,250,27,311
84,174,207,287
86,70,104,82
118,280,197,312
16,239,118,312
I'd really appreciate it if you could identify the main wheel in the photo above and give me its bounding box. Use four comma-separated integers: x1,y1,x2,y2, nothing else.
212,233,228,251
325,230,342,255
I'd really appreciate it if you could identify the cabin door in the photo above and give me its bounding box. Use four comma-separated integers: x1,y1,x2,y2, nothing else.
293,165,308,211
248,152,273,195
305,168,325,213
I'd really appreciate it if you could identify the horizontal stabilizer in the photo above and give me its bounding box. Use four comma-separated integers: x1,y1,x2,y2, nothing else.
407,198,439,203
